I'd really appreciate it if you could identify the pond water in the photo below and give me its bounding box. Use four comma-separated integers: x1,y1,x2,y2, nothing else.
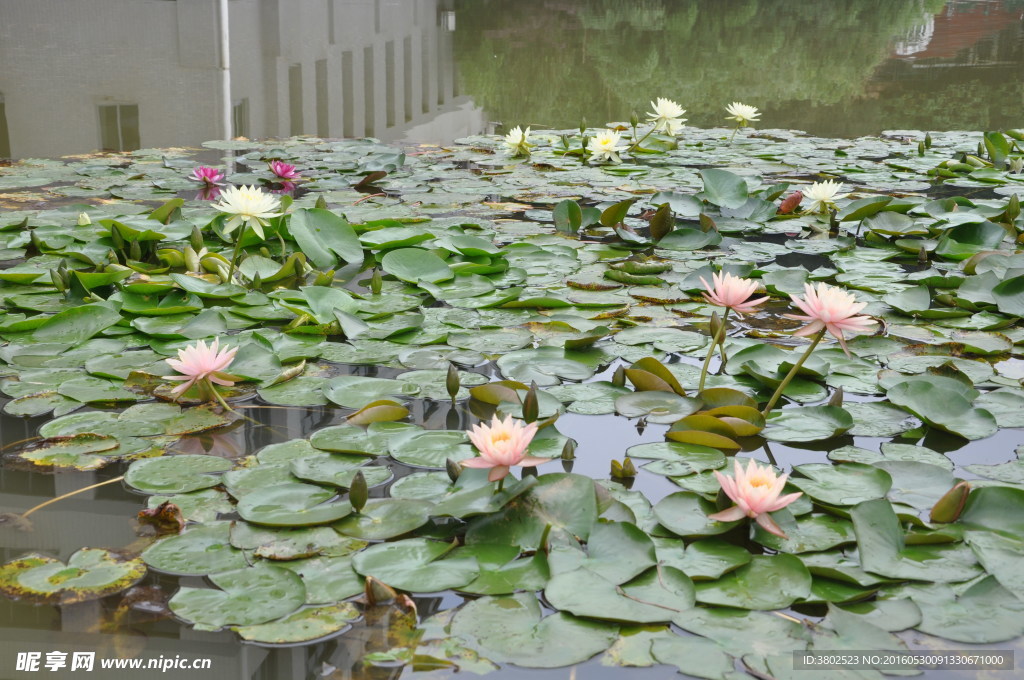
1,2,1024,680
0,0,1022,159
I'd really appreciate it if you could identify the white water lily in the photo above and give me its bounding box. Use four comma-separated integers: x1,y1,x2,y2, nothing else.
503,125,532,157
1010,156,1023,174
212,185,282,239
647,97,687,135
725,102,760,127
589,129,626,164
803,180,849,214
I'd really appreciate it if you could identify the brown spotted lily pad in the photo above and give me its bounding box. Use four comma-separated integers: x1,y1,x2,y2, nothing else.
0,548,146,605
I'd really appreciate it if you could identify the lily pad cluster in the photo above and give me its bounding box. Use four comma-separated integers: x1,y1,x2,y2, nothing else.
0,121,1023,675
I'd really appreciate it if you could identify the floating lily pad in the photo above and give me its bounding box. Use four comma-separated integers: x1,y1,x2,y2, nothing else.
169,563,306,631
0,548,145,605
125,454,232,494
352,538,479,592
236,482,353,526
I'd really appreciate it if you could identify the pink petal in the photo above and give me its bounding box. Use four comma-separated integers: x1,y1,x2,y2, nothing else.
708,506,746,522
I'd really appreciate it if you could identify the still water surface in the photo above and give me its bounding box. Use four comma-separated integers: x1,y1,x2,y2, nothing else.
0,0,1022,159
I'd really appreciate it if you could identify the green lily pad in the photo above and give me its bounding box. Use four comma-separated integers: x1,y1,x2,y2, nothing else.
279,555,365,604
236,482,353,526
141,522,248,575
653,492,742,538
449,592,619,668
763,405,854,442
323,375,419,409
545,566,695,623
788,463,892,506
125,455,232,494
352,538,479,592
233,602,361,643
388,429,474,468
333,499,432,540
169,563,306,631
694,554,812,610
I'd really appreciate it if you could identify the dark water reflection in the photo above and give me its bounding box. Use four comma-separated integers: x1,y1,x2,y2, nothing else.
0,1,1022,159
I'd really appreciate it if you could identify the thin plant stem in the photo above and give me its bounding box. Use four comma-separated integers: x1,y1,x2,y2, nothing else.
21,476,125,518
698,309,730,391
761,329,826,416
495,477,505,493
729,126,739,143
627,126,656,153
226,226,247,282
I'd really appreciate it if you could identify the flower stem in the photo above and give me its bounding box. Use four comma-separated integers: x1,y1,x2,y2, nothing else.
226,227,246,282
495,477,505,493
761,329,826,416
698,309,730,391
20,476,125,518
627,126,655,153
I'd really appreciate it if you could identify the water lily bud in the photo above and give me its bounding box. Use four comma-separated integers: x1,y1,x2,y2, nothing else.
709,311,724,340
370,268,383,295
581,135,589,153
445,457,462,483
77,212,91,226
212,260,231,282
315,194,328,209
109,227,124,250
611,457,637,478
1006,194,1020,222
184,246,201,273
978,141,985,157
579,118,587,135
699,213,717,232
446,363,460,401
49,269,66,293
630,110,640,128
828,387,844,407
560,134,571,150
349,470,368,513
364,575,397,605
918,246,929,264
522,382,540,423
930,481,971,523
129,239,142,261
313,269,335,286
251,272,262,289
611,365,626,388
190,226,204,251
260,247,271,258
561,439,576,460
924,132,932,149
917,141,925,156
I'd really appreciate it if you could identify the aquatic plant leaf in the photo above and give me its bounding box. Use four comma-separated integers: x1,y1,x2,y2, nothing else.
694,554,811,610
450,592,619,667
125,454,232,494
0,548,145,605
169,563,306,631
142,522,247,575
352,538,479,592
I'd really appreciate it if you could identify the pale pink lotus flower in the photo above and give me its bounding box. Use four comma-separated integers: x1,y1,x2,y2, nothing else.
699,271,769,317
785,282,875,356
189,166,225,185
709,459,802,538
462,414,548,482
269,160,300,180
195,185,222,202
162,338,238,399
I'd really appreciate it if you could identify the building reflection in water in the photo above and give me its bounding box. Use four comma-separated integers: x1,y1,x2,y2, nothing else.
0,0,485,159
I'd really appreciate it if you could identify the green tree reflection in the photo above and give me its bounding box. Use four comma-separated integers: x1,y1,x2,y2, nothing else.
453,0,1021,136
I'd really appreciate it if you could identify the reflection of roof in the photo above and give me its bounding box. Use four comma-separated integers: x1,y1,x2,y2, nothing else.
896,0,1023,60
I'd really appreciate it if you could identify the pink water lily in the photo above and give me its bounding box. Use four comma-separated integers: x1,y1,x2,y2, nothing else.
709,459,802,538
189,166,225,185
699,271,769,317
162,338,238,401
462,415,548,482
269,160,300,180
785,282,875,356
